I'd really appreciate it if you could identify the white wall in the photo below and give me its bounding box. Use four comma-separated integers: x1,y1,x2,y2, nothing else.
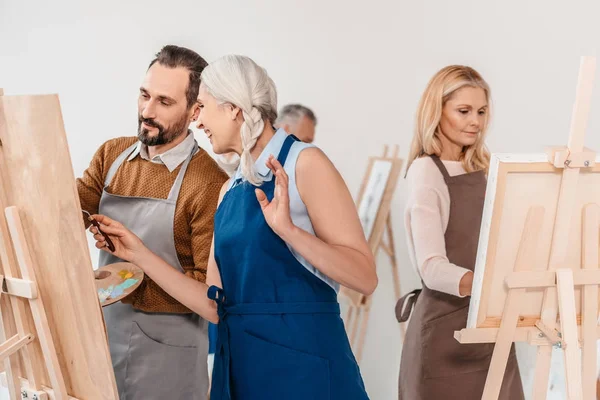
2,0,600,399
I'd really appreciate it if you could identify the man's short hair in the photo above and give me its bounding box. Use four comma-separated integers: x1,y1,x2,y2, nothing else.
275,104,317,126
148,45,208,108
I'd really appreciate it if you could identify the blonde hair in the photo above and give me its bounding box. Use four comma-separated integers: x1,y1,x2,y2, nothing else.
406,65,491,174
200,55,278,185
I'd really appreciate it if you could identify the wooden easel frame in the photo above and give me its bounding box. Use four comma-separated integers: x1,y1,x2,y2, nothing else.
455,57,600,399
0,89,72,400
340,145,404,362
0,89,118,399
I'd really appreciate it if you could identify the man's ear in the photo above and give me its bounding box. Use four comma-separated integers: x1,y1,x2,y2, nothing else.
190,103,200,121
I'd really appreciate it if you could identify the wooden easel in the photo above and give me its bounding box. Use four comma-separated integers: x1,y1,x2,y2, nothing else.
0,88,71,400
455,57,599,399
339,145,404,363
0,89,118,399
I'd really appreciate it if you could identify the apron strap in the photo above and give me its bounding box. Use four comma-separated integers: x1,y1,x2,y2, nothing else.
207,285,232,400
167,140,199,201
430,154,452,183
104,143,139,187
276,134,300,167
395,288,422,323
227,301,340,315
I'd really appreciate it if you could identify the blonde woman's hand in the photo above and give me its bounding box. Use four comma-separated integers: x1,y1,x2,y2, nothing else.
459,271,474,297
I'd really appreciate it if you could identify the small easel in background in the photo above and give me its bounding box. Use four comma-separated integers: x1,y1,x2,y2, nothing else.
339,145,404,363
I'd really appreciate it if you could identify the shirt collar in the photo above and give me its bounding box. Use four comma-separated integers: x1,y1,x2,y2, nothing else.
128,130,197,172
234,128,288,181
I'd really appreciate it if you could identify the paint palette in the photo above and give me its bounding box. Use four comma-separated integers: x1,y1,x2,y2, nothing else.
94,262,144,307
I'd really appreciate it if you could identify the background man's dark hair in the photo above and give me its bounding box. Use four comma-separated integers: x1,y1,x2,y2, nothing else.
148,45,208,108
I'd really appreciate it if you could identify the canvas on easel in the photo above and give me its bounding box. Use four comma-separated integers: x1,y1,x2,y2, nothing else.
0,90,118,399
339,145,404,362
454,57,600,400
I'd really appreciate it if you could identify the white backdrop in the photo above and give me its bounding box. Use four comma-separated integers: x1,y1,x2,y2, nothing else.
2,0,600,398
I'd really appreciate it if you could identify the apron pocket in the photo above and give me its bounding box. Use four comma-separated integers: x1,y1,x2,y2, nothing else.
238,329,330,400
421,305,494,379
125,321,202,399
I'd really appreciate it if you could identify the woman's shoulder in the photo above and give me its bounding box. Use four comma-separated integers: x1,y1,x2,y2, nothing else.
406,157,443,185
291,142,327,171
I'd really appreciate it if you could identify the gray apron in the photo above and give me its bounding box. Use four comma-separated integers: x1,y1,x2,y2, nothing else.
99,142,208,400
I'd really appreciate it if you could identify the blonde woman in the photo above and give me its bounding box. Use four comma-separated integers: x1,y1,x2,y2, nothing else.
90,55,375,400
395,66,524,399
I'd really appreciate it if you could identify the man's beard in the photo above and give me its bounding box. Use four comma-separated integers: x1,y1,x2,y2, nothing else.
137,113,189,146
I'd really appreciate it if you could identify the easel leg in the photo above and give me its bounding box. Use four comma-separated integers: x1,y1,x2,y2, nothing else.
483,206,545,400
582,204,599,400
385,214,405,339
0,209,45,391
385,214,401,300
350,306,362,350
556,269,583,399
533,346,553,400
345,304,354,330
355,300,371,363
0,295,20,400
5,207,69,399
482,286,524,399
346,305,356,344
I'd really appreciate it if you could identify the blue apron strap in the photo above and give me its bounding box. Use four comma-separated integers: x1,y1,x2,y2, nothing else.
227,301,339,315
207,286,232,400
276,134,299,167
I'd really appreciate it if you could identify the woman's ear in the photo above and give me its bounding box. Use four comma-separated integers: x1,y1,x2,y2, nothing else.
230,105,241,120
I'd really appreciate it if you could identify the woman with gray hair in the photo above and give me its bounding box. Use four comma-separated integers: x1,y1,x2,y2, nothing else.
89,54,376,399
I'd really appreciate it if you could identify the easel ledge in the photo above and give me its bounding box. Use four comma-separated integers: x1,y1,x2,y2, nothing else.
0,373,79,400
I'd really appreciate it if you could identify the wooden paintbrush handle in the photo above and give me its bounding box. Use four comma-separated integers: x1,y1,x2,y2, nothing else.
88,217,116,252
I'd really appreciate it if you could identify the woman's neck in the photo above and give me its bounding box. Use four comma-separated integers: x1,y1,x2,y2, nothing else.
438,135,463,161
249,124,276,160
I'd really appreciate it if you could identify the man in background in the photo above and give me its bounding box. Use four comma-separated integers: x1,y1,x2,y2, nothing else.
274,103,317,143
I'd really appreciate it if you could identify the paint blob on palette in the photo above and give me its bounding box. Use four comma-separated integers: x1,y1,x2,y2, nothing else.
95,262,144,306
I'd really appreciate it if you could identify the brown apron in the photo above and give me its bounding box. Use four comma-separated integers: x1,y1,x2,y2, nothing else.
396,155,524,400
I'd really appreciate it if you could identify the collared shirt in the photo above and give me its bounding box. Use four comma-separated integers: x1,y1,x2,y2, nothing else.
128,130,198,172
229,128,339,292
231,128,289,183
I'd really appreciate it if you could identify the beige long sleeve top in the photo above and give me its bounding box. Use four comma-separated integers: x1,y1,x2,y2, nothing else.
404,157,472,297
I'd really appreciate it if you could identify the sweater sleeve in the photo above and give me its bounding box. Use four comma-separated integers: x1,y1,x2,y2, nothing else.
76,142,108,225
187,181,226,282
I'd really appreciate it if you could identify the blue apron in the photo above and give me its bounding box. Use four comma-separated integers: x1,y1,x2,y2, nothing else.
208,134,369,400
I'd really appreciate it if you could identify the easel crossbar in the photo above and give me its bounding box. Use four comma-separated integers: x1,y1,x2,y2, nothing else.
0,333,35,361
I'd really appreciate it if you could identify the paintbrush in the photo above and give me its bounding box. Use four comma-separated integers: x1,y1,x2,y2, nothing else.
82,210,116,252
